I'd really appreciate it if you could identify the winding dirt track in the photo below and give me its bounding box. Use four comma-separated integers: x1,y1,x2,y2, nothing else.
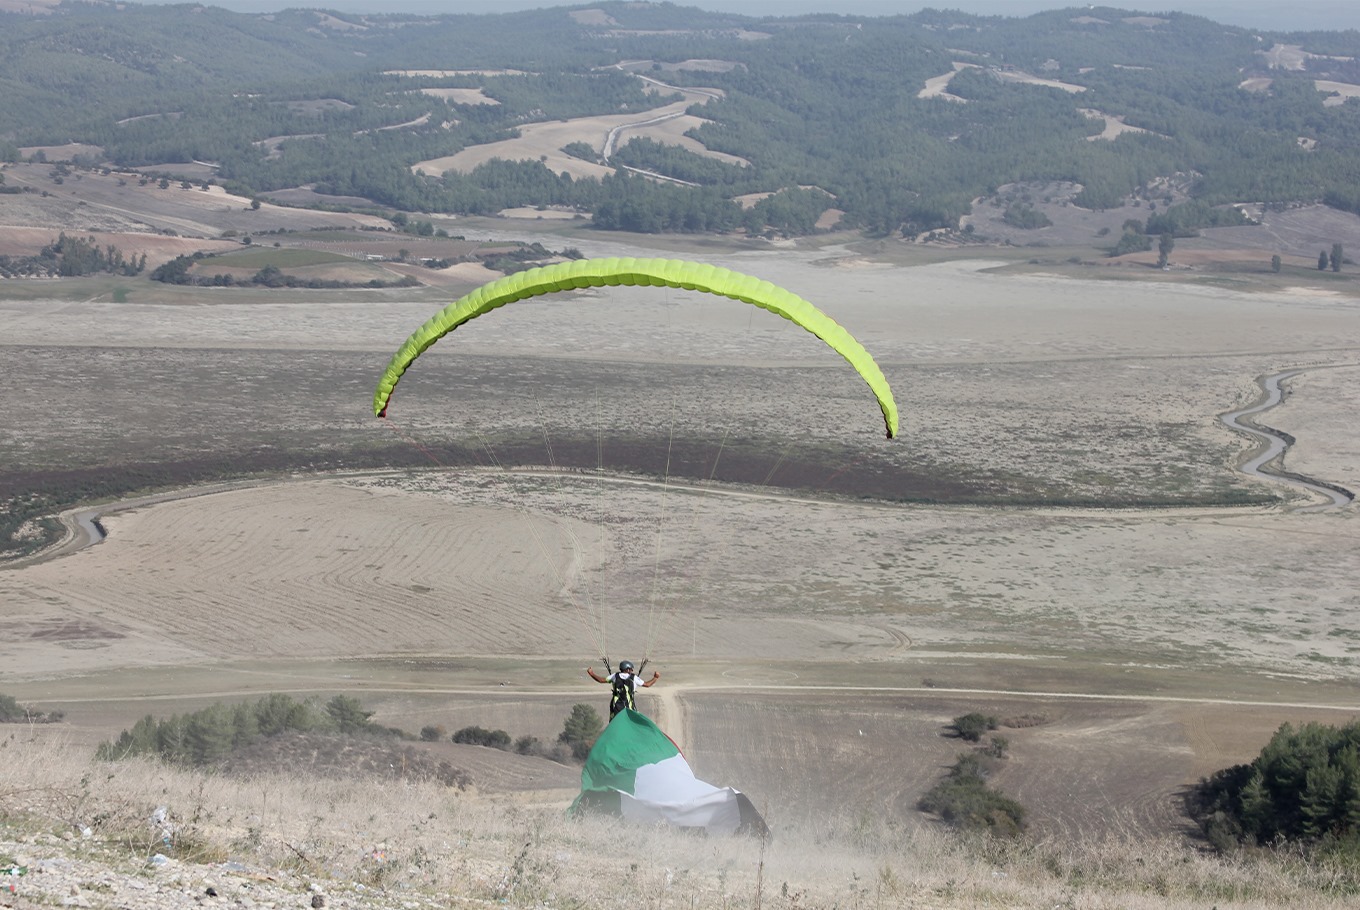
1220,366,1355,509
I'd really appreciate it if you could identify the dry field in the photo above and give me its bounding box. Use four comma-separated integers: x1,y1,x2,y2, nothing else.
917,62,1086,101
963,178,1360,259
2,177,1360,895
1079,108,1156,141
417,87,500,106
0,161,389,266
409,82,737,182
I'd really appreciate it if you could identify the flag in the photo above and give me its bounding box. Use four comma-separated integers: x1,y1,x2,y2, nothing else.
571,709,767,837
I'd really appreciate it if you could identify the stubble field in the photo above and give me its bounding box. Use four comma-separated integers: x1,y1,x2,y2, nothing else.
3,181,1360,863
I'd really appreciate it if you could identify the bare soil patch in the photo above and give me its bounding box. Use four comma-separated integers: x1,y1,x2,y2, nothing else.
1183,203,1360,259
411,88,732,180
1080,108,1155,141
260,186,381,209
1315,78,1360,105
384,69,530,77
253,134,324,160
418,87,499,105
16,142,102,159
569,8,616,26
919,63,1086,101
497,206,587,221
617,58,743,74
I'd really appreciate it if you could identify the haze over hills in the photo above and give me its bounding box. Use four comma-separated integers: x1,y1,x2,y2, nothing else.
65,0,1360,33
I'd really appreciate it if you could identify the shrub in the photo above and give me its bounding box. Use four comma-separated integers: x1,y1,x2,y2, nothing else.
1002,203,1052,229
951,712,999,742
0,693,26,722
918,752,1026,837
558,704,604,761
325,695,374,733
562,141,599,163
451,726,511,750
420,724,447,742
1001,713,1048,728
1108,227,1152,256
0,693,63,724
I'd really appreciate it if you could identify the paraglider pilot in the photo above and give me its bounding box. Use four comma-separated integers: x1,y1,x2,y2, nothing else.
587,660,660,719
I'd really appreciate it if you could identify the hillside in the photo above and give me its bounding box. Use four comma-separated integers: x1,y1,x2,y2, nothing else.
4,729,1359,910
3,2,1360,240
4,4,1360,907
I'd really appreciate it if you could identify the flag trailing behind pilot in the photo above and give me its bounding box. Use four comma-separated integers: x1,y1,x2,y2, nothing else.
587,660,660,719
570,708,768,838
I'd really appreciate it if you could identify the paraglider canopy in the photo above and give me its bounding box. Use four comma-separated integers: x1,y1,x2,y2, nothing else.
373,257,898,439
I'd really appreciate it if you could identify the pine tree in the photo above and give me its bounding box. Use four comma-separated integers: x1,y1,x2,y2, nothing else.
1239,769,1273,839
1301,764,1343,838
185,704,234,765
558,703,604,759
1158,232,1174,268
325,695,373,733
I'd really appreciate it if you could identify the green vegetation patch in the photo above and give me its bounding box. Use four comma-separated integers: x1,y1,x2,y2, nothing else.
0,692,63,724
1191,720,1360,861
918,751,1025,837
918,710,1024,837
95,693,392,767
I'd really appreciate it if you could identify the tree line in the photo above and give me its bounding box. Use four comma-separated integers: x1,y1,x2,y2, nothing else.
0,233,146,280
92,692,607,772
95,693,387,767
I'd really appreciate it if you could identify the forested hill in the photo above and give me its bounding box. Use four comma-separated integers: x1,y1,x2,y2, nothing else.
3,1,1359,237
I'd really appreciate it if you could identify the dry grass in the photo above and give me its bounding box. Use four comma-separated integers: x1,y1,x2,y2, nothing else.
3,729,1359,909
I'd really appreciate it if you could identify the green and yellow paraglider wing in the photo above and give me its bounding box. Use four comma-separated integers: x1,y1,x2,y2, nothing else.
373,257,898,438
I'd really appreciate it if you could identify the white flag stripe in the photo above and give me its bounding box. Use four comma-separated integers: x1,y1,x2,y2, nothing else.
620,755,745,833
